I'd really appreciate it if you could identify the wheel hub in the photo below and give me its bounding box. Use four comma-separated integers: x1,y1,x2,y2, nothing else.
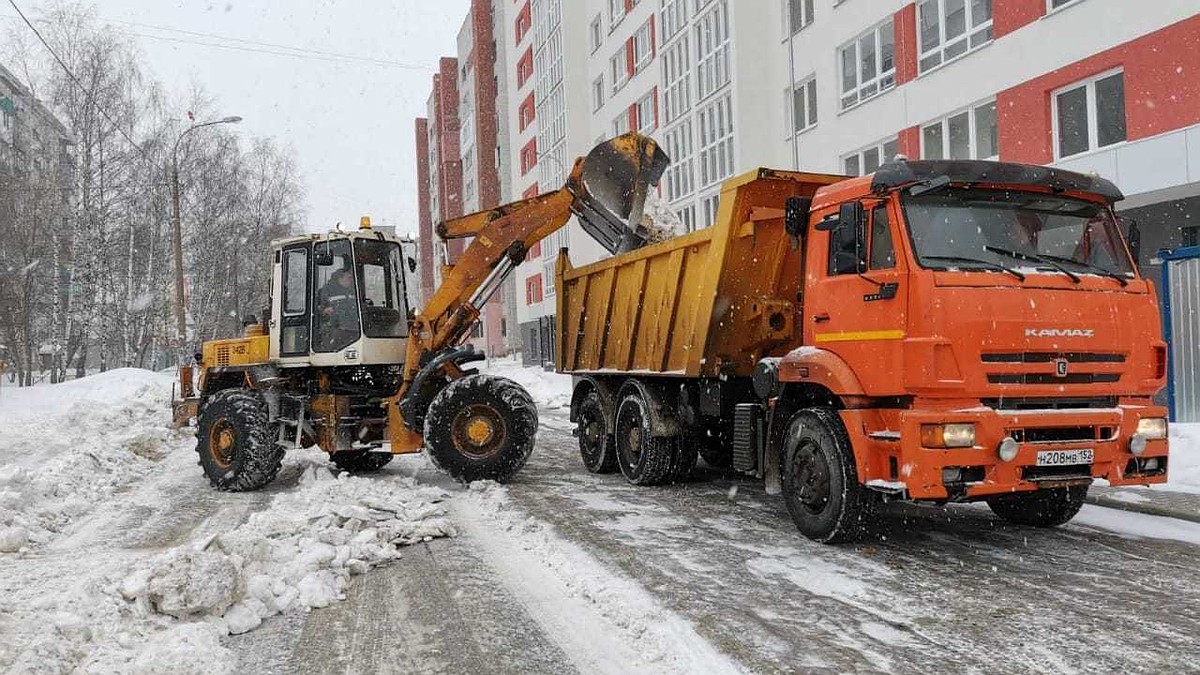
209,421,236,469
451,405,507,458
794,441,831,514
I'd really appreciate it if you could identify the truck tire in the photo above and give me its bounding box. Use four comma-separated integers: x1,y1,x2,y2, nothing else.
577,392,617,473
987,486,1087,527
332,450,394,474
614,392,675,486
196,388,284,491
780,409,869,544
697,425,733,469
424,374,537,483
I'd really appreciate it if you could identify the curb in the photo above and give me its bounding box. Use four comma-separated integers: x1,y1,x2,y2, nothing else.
1085,494,1200,525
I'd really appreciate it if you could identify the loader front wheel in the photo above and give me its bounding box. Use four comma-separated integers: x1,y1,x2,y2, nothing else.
614,393,674,486
781,409,869,544
424,374,537,483
577,392,617,473
196,388,283,491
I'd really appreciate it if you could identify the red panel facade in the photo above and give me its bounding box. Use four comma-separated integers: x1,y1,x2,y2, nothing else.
894,4,918,86
469,0,501,211
998,15,1200,164
993,0,1045,39
897,125,921,160
414,118,435,305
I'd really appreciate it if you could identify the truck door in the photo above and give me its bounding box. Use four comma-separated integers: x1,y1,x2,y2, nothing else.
278,243,312,357
805,199,908,395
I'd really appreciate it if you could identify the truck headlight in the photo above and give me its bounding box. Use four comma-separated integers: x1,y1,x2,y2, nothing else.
1135,418,1167,440
921,423,976,448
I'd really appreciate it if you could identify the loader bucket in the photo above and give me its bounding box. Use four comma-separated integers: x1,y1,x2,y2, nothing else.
572,133,671,254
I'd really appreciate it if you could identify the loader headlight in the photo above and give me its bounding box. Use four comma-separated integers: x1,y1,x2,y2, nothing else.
1135,418,1167,440
921,423,976,448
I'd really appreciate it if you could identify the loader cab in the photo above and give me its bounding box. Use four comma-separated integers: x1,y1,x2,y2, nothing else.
269,231,411,369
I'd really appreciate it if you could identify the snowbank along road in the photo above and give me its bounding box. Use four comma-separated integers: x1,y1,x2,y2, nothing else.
1,364,1198,674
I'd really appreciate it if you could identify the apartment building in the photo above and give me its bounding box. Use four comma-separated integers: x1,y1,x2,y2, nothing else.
781,0,1200,278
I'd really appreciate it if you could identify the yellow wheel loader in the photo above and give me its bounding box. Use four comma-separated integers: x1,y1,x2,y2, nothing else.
173,133,669,490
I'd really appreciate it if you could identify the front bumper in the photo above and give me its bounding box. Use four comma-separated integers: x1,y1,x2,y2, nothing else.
842,403,1169,501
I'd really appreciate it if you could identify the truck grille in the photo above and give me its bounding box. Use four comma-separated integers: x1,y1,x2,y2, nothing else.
981,352,1126,364
987,373,1121,385
215,346,231,366
981,397,1118,410
1010,425,1116,444
983,352,1124,387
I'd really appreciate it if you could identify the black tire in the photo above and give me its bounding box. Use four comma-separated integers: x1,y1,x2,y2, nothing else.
987,486,1087,527
697,424,733,469
577,392,617,473
614,392,675,486
424,374,537,483
780,408,869,544
196,388,284,491
332,450,394,474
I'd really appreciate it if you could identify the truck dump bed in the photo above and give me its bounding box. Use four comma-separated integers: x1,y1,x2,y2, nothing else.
555,169,844,379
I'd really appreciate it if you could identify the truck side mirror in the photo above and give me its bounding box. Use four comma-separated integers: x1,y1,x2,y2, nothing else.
408,257,418,273
1125,218,1142,267
828,201,867,275
784,196,812,238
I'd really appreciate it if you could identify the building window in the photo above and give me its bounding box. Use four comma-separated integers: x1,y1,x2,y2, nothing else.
515,2,532,44
663,121,695,201
676,204,697,232
788,0,814,34
1055,70,1125,159
635,89,658,133
701,194,721,228
1183,226,1199,248
520,139,538,175
632,20,655,73
525,274,544,305
839,18,894,111
662,36,691,124
698,93,734,188
592,77,605,111
612,110,632,137
590,15,603,53
609,0,625,28
918,0,992,73
662,0,688,42
842,138,899,176
790,76,818,134
517,48,534,88
543,258,556,297
610,51,629,93
921,100,997,160
518,93,536,131
1049,0,1082,10
694,1,730,102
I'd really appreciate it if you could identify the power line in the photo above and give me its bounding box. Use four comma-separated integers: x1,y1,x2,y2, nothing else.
124,30,431,70
5,0,148,158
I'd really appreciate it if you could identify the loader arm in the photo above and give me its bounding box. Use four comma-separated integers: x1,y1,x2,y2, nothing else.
387,132,669,453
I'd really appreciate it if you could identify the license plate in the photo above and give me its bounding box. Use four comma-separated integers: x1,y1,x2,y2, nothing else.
1035,448,1094,467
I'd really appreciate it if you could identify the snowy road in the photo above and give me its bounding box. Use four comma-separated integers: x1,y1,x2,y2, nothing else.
229,406,1200,675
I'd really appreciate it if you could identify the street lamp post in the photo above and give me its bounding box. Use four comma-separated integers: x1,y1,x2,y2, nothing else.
170,115,242,361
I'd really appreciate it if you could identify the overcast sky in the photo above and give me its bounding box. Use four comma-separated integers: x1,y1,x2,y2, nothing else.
70,0,471,235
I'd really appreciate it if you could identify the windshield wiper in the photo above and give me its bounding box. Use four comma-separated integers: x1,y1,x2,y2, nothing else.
1034,253,1129,287
984,245,1081,284
922,255,1026,281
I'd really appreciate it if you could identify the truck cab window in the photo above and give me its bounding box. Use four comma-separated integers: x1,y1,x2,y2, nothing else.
869,204,896,270
354,239,409,338
280,246,310,355
313,239,361,352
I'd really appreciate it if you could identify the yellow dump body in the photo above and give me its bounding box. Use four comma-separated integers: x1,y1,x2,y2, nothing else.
556,168,845,379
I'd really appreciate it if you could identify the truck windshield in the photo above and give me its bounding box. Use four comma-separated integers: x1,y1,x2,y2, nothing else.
353,239,409,338
903,189,1135,279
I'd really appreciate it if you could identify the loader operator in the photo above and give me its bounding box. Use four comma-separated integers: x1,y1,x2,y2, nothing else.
316,268,360,350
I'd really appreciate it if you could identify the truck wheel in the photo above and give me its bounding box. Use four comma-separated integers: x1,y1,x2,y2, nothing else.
196,388,284,491
987,486,1087,527
780,409,868,544
577,392,617,473
697,425,733,469
332,450,394,474
424,374,537,483
614,392,674,486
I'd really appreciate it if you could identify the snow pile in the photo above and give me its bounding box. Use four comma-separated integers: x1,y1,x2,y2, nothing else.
0,369,177,551
480,355,572,410
121,449,455,635
458,481,742,675
1168,423,1200,494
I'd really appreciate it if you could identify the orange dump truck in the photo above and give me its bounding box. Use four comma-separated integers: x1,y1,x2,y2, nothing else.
556,160,1169,543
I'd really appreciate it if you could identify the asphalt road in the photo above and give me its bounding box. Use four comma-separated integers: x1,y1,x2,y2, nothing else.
228,408,1200,674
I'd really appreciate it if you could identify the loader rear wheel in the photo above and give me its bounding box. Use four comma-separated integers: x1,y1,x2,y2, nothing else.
987,486,1087,528
424,374,537,483
614,393,674,486
577,392,617,474
196,388,283,492
781,409,869,544
332,450,394,474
